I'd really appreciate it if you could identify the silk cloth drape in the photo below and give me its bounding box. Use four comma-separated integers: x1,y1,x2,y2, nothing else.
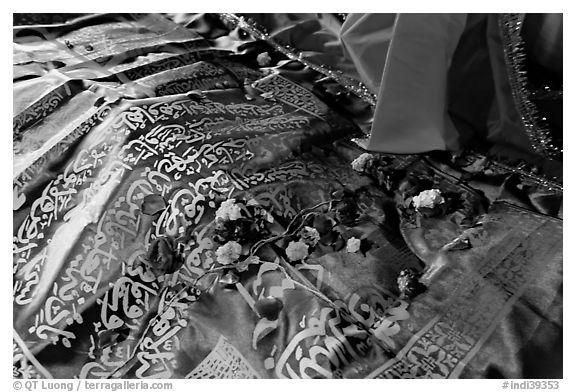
13,13,562,379
340,14,560,157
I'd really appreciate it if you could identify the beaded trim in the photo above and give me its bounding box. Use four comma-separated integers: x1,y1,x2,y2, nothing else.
219,13,377,106
498,13,562,160
489,159,562,192
530,85,563,101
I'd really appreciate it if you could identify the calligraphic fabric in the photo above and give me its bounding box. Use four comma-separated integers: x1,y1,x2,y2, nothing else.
13,13,562,379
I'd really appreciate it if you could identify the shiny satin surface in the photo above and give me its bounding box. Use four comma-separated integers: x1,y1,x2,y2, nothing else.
13,13,561,379
341,13,562,160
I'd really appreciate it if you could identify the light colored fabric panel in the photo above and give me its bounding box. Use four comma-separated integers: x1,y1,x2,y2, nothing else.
348,14,466,153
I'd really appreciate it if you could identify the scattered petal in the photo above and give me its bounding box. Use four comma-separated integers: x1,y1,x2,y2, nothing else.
146,236,182,275
397,268,426,299
443,237,471,251
285,241,309,262
412,189,445,210
351,153,374,173
256,52,272,66
215,199,242,221
346,237,361,253
299,226,320,247
140,194,166,215
215,241,242,265
255,296,284,320
97,326,130,349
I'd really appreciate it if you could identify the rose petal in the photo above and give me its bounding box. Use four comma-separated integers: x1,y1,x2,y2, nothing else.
98,326,130,348
313,214,334,235
141,194,167,216
255,296,284,320
443,237,471,251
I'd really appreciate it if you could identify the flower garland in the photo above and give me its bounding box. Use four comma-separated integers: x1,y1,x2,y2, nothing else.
218,13,562,192
107,189,396,377
351,151,498,297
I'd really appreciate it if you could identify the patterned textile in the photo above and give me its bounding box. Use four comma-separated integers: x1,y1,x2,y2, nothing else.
13,13,562,379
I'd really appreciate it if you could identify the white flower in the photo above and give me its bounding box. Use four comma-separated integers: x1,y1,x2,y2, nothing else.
412,189,445,210
285,241,309,262
257,52,272,66
346,237,362,253
299,226,320,247
216,241,242,265
215,198,242,221
351,153,374,172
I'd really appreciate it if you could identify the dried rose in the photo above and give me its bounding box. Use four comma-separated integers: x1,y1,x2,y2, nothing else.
215,241,242,265
399,173,435,199
412,189,445,210
260,208,274,223
334,198,359,225
351,153,374,173
213,218,234,244
299,226,321,247
256,52,272,67
397,268,426,299
346,237,362,253
285,240,309,262
215,199,243,221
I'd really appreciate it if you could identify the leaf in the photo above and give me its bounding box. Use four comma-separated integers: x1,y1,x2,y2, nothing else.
141,194,166,216
255,296,284,321
333,235,346,251
97,326,130,349
313,214,334,235
243,84,259,100
252,318,278,350
13,187,26,210
219,271,240,286
372,319,399,349
359,238,374,256
320,230,339,246
145,236,183,275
